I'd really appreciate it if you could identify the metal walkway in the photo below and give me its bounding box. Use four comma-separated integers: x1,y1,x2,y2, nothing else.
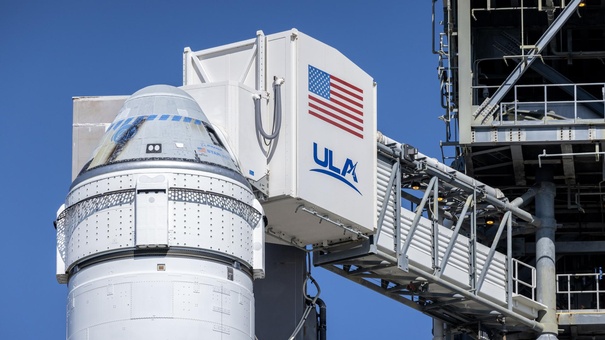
315,136,547,336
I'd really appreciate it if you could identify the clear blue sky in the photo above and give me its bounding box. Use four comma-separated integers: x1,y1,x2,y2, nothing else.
1,1,445,339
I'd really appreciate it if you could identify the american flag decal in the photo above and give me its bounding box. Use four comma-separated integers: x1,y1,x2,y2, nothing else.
308,65,364,139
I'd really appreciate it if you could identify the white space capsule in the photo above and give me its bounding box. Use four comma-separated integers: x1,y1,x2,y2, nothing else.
55,85,265,340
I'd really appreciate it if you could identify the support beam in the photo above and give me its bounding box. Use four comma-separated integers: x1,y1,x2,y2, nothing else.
436,195,474,277
477,212,512,293
560,144,577,186
510,145,527,186
457,0,473,144
399,177,439,272
524,241,605,254
474,161,513,172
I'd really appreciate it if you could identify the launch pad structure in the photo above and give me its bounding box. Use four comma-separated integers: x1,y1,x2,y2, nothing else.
55,1,605,339
436,0,605,338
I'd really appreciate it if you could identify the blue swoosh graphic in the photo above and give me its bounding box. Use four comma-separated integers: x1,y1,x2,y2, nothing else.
310,169,362,195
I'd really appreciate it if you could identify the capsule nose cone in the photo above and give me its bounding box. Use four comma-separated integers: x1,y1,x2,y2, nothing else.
118,84,207,122
130,84,194,99
124,85,201,118
80,84,239,175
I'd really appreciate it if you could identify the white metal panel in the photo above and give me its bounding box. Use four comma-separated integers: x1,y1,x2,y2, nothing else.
72,96,127,180
169,200,253,262
183,36,258,87
295,33,377,233
184,83,267,183
67,257,254,340
251,199,265,279
135,175,169,247
264,30,295,198
131,281,173,318
66,204,135,266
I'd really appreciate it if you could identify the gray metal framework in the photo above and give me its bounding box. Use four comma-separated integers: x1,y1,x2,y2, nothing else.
434,0,605,338
315,140,547,338
473,0,583,124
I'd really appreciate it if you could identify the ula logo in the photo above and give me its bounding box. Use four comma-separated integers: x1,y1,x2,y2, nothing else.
311,143,361,195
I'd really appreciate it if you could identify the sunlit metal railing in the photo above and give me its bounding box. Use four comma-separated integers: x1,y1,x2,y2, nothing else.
512,258,536,300
557,272,604,311
491,82,605,124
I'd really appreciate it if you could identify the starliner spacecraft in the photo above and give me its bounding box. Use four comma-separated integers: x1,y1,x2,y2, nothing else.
55,85,265,339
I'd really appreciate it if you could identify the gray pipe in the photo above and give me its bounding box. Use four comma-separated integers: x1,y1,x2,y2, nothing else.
253,78,284,162
432,317,445,340
255,78,283,140
535,169,559,338
510,186,538,208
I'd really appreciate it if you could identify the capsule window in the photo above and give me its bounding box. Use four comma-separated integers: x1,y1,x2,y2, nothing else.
203,122,226,149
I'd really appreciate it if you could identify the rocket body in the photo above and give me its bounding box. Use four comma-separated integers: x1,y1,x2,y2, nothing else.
55,85,264,340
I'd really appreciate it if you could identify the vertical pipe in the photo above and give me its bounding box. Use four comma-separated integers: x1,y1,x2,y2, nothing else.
597,274,600,312
396,161,402,250
457,0,473,143
521,0,525,55
432,0,438,55
507,212,513,310
544,84,548,119
433,318,445,340
567,275,571,310
535,167,559,338
515,85,519,123
470,190,477,292
573,84,577,120
432,177,440,270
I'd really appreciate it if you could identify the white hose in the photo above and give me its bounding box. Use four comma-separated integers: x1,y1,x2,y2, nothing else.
254,77,284,162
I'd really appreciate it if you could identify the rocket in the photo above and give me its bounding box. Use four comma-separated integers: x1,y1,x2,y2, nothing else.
55,85,265,339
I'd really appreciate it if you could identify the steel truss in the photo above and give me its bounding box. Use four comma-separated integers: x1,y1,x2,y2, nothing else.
315,140,546,337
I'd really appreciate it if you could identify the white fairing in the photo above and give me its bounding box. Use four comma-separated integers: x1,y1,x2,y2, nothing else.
56,85,264,339
67,258,254,340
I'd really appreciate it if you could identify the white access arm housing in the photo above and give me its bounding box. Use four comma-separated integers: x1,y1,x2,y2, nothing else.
182,29,377,246
180,29,545,326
